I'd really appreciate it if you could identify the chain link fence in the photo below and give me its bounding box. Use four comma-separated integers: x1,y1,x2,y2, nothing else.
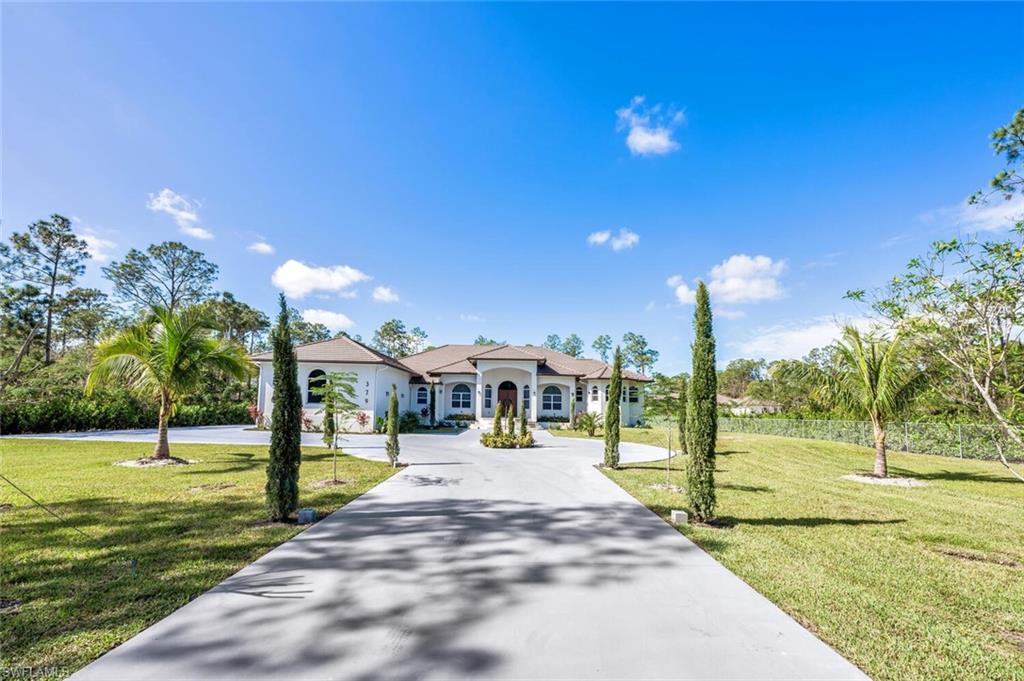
714,417,1023,462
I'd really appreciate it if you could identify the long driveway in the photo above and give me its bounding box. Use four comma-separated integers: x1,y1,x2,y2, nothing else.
68,427,866,680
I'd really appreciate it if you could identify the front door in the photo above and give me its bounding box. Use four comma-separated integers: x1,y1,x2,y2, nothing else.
497,381,517,415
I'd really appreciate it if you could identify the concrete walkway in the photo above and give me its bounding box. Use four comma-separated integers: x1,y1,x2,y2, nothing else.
65,428,866,680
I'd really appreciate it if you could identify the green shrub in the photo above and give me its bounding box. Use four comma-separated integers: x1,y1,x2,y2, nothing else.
480,431,535,449
575,411,601,437
446,413,476,422
538,415,570,423
399,410,420,433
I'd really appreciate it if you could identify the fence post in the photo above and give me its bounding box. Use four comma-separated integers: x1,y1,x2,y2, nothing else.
958,424,963,458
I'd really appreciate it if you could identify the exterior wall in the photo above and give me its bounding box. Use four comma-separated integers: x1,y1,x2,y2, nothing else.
439,374,477,419
537,377,575,421
477,366,534,418
582,378,645,426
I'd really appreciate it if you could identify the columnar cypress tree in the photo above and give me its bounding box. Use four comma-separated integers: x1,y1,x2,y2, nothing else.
518,400,527,437
493,401,504,436
677,375,688,455
266,294,302,521
385,384,400,466
506,402,515,435
604,347,623,468
685,282,717,520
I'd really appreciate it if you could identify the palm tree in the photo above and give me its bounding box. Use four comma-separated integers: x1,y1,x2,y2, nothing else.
86,306,254,460
800,325,927,477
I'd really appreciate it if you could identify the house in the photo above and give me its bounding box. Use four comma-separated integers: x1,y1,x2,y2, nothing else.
716,395,783,416
251,337,651,430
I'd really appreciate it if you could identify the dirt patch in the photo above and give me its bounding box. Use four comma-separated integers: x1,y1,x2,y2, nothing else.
114,456,195,468
841,473,926,487
933,546,1023,569
1004,631,1024,652
647,483,685,494
308,479,351,490
188,482,237,493
0,598,22,615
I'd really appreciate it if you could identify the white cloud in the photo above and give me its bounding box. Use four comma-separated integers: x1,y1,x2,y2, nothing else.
247,241,274,255
716,307,746,320
271,259,371,298
372,285,400,303
610,228,640,251
957,194,1024,232
147,188,213,240
300,309,354,331
460,313,483,322
589,228,639,251
666,274,696,304
732,316,871,360
707,254,786,304
616,96,685,157
78,229,117,263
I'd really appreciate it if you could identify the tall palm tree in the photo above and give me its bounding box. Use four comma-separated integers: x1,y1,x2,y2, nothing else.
801,325,927,477
86,306,254,460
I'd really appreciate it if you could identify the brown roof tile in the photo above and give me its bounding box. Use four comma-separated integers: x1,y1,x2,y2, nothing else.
250,335,414,374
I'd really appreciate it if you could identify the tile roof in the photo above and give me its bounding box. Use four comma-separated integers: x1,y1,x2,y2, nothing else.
250,335,415,374
398,344,652,382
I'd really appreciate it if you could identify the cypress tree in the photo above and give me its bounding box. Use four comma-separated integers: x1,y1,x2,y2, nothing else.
604,347,622,468
266,294,302,521
506,402,515,435
685,282,717,520
518,400,527,437
493,401,504,436
385,384,400,466
677,375,688,455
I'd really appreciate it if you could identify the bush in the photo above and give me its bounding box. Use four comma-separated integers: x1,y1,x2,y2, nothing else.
480,432,535,449
537,415,569,423
446,413,476,422
575,411,602,437
399,410,421,433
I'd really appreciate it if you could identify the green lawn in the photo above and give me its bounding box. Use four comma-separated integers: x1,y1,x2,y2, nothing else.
0,439,396,678
552,428,1024,681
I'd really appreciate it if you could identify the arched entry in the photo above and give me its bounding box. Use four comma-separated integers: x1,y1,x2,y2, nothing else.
497,381,518,415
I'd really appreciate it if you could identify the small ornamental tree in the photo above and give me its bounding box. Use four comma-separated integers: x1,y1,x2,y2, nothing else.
311,371,360,482
266,294,302,521
604,347,623,468
685,282,717,521
677,375,688,455
385,384,400,466
519,400,527,437
506,402,515,435
493,401,504,436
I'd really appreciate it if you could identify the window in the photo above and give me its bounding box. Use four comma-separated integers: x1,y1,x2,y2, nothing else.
523,385,530,410
307,370,326,403
590,385,599,401
451,384,471,409
484,384,492,409
576,386,584,403
542,386,562,411
416,387,429,405
605,385,609,400
628,386,639,403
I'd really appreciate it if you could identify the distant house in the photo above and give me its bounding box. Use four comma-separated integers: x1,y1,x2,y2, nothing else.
716,395,783,416
252,337,651,430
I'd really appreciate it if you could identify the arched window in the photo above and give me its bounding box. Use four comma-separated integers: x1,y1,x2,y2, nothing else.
307,369,326,403
542,386,562,411
628,386,639,403
416,387,429,405
484,384,492,409
451,383,471,409
523,384,530,410
576,386,584,403
590,385,599,401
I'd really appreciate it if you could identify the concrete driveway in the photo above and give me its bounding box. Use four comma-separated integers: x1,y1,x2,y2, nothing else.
68,428,865,680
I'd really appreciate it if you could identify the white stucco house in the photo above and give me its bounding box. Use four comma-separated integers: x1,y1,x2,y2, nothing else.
252,337,651,430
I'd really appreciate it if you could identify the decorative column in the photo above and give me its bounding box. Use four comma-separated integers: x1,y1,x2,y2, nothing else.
530,368,539,423
475,371,484,422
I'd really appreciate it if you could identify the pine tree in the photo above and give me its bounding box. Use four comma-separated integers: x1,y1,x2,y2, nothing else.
493,401,504,436
518,400,527,437
685,282,717,520
385,384,400,466
266,293,302,521
677,375,688,455
604,347,623,468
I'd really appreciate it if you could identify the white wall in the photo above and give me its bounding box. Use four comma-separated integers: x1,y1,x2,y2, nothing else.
439,374,477,418
477,366,534,417
581,378,644,426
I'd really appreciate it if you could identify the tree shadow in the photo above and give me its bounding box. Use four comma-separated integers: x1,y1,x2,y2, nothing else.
714,516,906,529
719,483,773,493
889,467,1019,484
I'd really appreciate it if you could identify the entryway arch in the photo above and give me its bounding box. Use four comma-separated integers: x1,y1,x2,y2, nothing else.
497,380,518,415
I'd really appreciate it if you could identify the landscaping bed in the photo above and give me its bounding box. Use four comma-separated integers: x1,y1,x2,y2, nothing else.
0,439,396,677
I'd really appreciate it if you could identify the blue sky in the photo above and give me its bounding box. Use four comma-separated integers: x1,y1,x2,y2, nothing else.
4,2,1022,374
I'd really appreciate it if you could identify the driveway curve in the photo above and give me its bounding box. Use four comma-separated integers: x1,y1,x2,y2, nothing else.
68,428,866,680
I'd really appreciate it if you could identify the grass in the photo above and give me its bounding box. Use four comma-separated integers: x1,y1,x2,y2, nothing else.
0,439,396,678
552,427,1024,681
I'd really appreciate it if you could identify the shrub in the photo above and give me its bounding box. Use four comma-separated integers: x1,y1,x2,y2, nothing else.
575,411,601,437
374,416,387,433
493,402,504,437
538,415,569,423
399,410,420,433
355,411,370,431
446,413,476,422
480,432,535,449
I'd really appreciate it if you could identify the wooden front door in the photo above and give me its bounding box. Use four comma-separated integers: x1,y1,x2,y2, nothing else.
497,381,517,415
